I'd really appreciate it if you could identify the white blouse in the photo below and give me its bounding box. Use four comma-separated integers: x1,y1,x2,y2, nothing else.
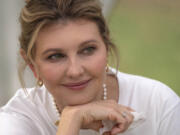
0,70,180,135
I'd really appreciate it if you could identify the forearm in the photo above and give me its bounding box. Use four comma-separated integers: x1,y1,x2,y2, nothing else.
56,107,82,135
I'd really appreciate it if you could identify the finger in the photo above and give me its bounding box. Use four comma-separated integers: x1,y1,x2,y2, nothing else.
111,126,122,135
107,110,126,123
103,131,111,135
116,104,134,112
121,111,133,124
82,120,103,131
111,127,122,135
128,112,134,124
109,111,130,134
104,103,133,129
91,121,104,131
97,100,132,121
125,106,135,112
111,123,128,134
115,105,134,125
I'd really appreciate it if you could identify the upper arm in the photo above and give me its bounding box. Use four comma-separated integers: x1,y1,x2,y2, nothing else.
158,101,180,135
155,83,180,135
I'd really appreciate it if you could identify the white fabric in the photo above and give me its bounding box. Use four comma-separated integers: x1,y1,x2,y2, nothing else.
99,111,146,135
0,70,180,135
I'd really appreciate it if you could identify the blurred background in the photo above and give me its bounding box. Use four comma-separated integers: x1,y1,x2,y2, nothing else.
0,0,179,106
108,0,180,96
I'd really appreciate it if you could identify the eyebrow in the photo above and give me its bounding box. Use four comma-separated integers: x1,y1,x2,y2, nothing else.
42,39,99,55
79,39,99,49
42,48,63,56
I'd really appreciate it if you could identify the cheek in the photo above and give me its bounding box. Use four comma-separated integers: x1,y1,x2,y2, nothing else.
86,52,107,76
37,64,64,84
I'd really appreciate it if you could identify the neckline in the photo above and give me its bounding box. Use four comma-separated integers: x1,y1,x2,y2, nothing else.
107,67,120,103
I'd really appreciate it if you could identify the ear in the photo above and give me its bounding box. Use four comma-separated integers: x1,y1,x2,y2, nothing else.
20,49,38,78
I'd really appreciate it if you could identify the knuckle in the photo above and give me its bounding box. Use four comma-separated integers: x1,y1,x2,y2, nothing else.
120,123,129,133
122,118,129,126
108,113,116,121
123,120,128,126
118,125,126,133
128,113,134,123
121,119,127,124
126,118,131,124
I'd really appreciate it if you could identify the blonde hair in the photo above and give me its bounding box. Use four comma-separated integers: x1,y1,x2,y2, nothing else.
18,0,119,88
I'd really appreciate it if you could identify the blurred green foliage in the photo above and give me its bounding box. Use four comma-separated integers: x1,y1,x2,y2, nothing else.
108,0,180,96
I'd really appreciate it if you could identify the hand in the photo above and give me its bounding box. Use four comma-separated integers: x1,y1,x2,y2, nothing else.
74,100,134,134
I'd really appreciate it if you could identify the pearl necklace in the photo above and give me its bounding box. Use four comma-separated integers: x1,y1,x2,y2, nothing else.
103,83,107,100
52,83,107,126
50,94,61,126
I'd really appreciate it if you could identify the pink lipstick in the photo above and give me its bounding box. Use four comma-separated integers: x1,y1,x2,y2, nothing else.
62,79,91,90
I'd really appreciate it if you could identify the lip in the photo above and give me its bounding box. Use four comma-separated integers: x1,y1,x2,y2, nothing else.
62,79,91,90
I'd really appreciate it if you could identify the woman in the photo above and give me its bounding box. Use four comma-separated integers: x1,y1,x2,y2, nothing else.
0,0,179,135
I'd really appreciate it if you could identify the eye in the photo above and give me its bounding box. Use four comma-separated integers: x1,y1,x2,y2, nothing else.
80,46,96,55
47,53,65,61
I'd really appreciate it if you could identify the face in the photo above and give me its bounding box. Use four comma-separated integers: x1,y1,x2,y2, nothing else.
33,19,107,108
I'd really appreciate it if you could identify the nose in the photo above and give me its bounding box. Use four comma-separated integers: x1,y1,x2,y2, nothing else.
66,57,84,79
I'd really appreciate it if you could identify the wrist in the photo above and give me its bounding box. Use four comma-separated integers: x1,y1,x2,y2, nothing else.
57,106,83,135
61,106,83,126
63,106,81,116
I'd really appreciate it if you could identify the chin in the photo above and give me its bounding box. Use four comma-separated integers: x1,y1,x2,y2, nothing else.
67,96,95,106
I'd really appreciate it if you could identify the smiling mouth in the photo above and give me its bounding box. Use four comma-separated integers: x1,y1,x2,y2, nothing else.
62,79,91,90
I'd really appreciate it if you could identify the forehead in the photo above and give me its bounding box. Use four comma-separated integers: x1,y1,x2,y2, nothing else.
35,19,102,49
39,19,99,36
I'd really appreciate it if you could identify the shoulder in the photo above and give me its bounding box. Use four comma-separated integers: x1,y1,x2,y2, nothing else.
112,69,180,113
115,70,180,129
0,87,47,123
117,71,179,100
1,87,46,112
0,86,49,134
